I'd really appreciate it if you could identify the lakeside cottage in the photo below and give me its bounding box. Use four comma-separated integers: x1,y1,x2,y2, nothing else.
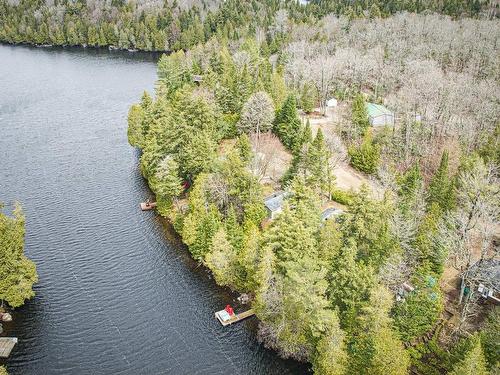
264,191,287,220
366,103,394,127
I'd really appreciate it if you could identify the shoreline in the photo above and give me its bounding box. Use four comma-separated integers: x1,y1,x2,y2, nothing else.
0,40,169,56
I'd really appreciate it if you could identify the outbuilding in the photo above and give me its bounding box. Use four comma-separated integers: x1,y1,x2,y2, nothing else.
366,103,394,127
264,191,287,220
320,208,343,222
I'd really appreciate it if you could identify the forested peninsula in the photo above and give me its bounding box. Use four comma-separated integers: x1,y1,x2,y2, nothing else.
126,4,500,374
0,0,496,52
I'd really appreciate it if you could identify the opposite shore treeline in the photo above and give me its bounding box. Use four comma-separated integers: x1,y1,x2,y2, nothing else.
0,0,494,53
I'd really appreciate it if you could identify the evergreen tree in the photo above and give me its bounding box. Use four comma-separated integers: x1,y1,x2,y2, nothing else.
393,268,443,342
127,103,145,147
305,129,334,196
150,156,183,213
273,94,303,152
178,130,217,180
398,163,423,207
235,133,252,164
318,219,342,264
348,131,380,175
449,335,489,375
239,223,261,291
0,203,38,308
480,307,499,371
300,82,317,114
341,186,397,269
351,94,370,137
312,314,348,375
427,150,454,211
205,227,237,287
349,286,410,375
328,240,376,328
414,203,447,274
303,119,313,145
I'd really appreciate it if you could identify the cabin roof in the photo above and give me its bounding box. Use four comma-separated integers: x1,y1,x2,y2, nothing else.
366,103,393,118
264,191,287,212
321,207,343,221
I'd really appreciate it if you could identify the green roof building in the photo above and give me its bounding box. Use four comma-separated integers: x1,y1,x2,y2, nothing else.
366,103,394,127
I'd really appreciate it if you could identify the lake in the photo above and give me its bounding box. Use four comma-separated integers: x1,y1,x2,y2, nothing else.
0,44,307,375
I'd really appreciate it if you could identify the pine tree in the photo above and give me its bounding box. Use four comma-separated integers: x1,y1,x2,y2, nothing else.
328,240,376,328
273,94,303,152
127,103,145,147
480,307,499,371
205,227,237,287
235,133,252,164
305,129,334,196
348,131,380,175
351,94,370,137
414,203,446,274
178,130,217,179
318,219,343,264
239,223,261,291
300,82,317,113
303,119,313,145
287,176,322,230
150,156,183,212
312,313,348,375
0,203,38,308
349,286,410,375
341,185,397,269
449,335,489,375
427,150,454,211
393,266,443,342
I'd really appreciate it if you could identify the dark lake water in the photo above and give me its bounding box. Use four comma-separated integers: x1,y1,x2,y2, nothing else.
0,44,307,375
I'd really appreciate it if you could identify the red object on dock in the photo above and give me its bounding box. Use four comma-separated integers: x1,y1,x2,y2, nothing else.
225,305,234,316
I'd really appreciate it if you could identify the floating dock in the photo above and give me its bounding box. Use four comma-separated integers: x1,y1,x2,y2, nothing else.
215,309,255,326
0,337,17,358
140,202,157,211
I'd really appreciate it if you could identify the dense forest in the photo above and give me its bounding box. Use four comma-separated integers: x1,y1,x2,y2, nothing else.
0,0,497,51
0,203,38,375
126,7,499,374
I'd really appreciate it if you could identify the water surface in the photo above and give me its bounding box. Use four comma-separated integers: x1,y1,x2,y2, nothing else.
0,44,307,375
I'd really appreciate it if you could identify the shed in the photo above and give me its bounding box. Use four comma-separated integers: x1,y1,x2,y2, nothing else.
366,103,394,127
326,98,338,107
321,208,343,222
264,191,287,220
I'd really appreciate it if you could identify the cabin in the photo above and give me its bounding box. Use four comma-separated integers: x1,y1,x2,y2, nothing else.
321,208,343,222
264,191,287,220
366,103,394,127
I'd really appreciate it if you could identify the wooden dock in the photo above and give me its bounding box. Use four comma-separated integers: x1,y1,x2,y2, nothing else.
215,309,255,326
0,337,17,358
140,202,157,211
